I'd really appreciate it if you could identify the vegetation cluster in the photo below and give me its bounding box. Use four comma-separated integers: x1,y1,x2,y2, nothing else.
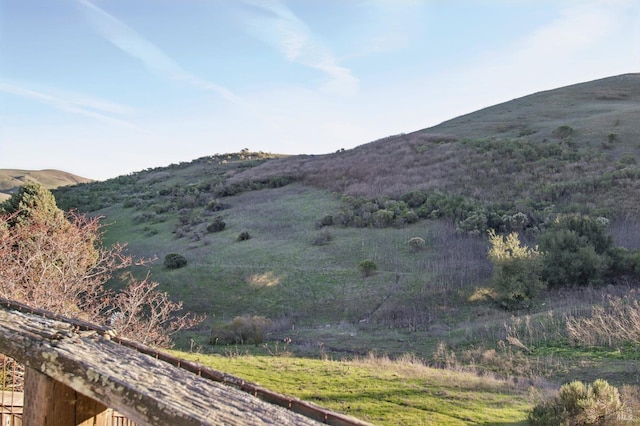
487,214,640,310
0,183,202,347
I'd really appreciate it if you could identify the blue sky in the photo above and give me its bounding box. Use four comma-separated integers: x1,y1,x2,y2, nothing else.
1,0,639,180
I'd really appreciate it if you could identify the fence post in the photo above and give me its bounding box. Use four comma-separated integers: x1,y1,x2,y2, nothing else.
23,367,107,426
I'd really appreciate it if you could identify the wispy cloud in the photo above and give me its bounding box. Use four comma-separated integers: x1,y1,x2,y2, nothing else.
240,0,359,96
76,0,243,104
513,2,616,63
351,0,425,57
0,80,139,129
419,1,640,121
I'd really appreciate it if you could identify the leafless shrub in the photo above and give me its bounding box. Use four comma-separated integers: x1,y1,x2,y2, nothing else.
620,385,640,423
107,272,204,347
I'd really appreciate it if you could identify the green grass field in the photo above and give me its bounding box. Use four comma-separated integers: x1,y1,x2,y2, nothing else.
170,350,532,425
100,183,455,325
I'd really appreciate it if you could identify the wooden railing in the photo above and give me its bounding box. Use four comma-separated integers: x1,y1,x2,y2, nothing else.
0,300,372,426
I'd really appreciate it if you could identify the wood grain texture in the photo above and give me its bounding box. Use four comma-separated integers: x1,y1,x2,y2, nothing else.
0,308,320,426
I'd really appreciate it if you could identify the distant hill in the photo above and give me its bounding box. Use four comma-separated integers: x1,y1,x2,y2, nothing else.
0,169,93,202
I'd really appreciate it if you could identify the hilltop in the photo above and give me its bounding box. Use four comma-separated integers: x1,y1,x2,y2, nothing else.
0,169,93,202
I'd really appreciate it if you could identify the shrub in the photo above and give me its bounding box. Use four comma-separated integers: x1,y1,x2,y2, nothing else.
487,230,543,310
164,253,188,269
456,211,488,235
206,199,228,212
318,214,333,227
311,228,332,246
237,231,251,241
132,211,156,223
209,315,273,345
552,125,575,140
529,379,622,425
407,237,426,252
359,259,378,277
400,190,427,208
371,209,394,228
206,216,226,233
617,153,636,168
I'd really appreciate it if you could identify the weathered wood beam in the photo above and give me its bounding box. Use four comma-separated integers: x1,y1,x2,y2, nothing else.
23,367,107,426
0,307,321,425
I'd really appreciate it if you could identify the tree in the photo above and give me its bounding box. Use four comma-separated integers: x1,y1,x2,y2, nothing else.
1,182,64,226
487,229,543,310
0,183,202,347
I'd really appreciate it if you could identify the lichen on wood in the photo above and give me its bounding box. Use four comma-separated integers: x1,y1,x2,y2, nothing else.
0,307,320,426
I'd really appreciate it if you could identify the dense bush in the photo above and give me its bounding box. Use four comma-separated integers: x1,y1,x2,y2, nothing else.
331,189,549,234
359,259,378,277
164,253,188,269
538,215,614,287
456,211,488,235
336,192,489,230
399,190,427,208
529,379,622,425
486,214,640,296
371,209,394,228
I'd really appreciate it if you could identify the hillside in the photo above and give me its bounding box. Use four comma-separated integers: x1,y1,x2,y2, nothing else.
0,169,93,202
46,74,640,421
229,74,640,218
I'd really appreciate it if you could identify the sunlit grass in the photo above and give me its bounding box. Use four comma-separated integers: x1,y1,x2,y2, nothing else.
171,350,532,425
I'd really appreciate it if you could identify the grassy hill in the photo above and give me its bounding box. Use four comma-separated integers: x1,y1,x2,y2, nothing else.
47,74,640,423
0,169,93,202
